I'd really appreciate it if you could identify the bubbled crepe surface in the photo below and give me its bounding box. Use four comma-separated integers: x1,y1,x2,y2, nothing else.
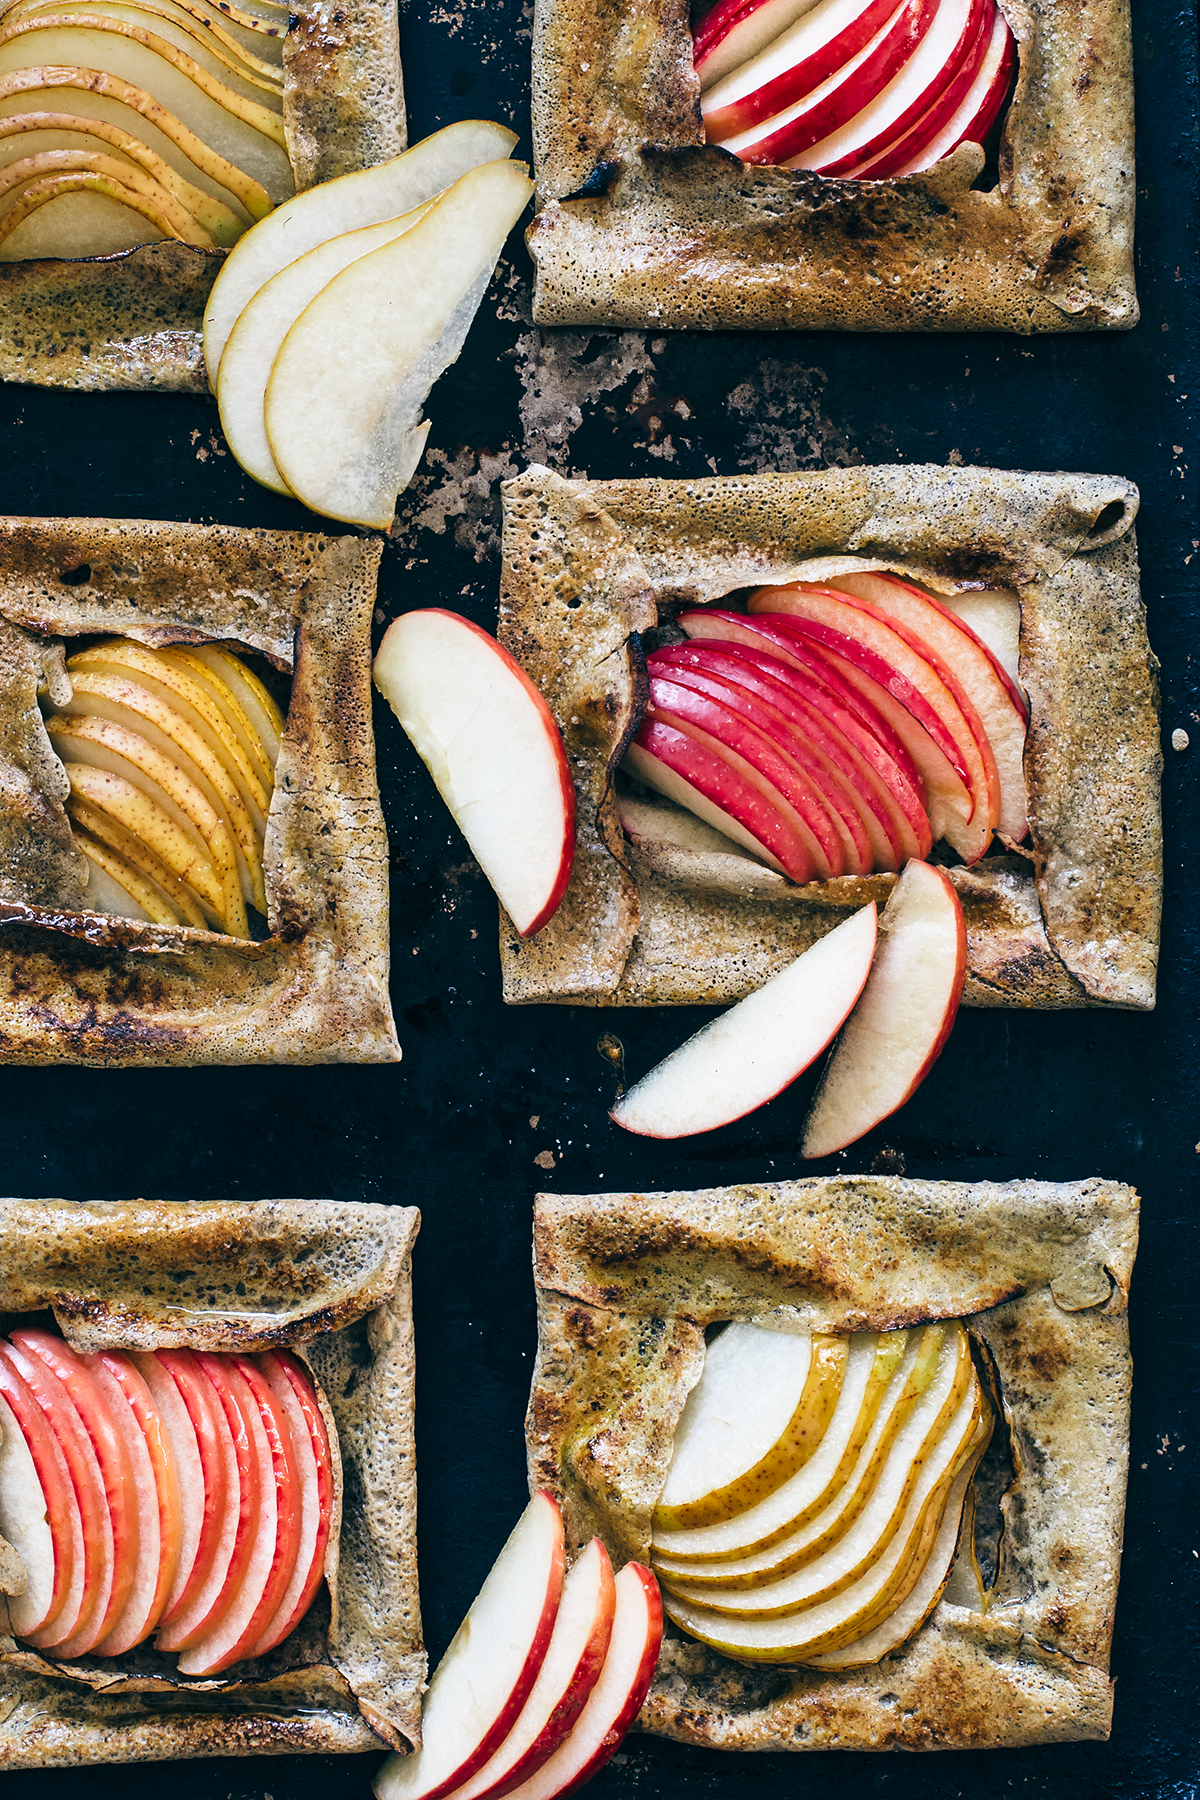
497,464,1161,1012
0,0,406,391
0,1196,424,1767
528,0,1136,333
0,515,400,1065
527,1176,1137,1752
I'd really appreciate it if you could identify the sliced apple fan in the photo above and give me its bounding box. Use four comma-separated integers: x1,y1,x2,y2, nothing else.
650,1317,991,1665
695,0,1017,181
41,635,284,938
0,1328,332,1675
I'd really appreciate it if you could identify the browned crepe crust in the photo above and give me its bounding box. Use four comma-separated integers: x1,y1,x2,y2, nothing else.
0,1196,423,1768
528,1176,1137,1751
528,0,1136,332
0,0,406,392
498,464,1161,1012
0,514,401,1065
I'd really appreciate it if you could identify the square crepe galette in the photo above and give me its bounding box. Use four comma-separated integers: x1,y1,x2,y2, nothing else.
528,0,1136,332
527,1175,1137,1751
0,513,399,1065
497,462,1161,1013
0,1196,422,1768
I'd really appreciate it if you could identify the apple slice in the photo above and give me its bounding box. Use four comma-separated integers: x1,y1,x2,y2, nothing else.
693,0,825,90
203,118,518,383
495,1562,663,1800
610,904,877,1139
265,157,534,526
940,588,1023,692
700,0,912,139
246,1350,332,1657
846,0,1011,176
373,609,575,939
0,1375,76,1641
373,1490,566,1800
154,1350,249,1652
447,1538,616,1800
802,859,966,1158
131,1349,216,1627
84,1351,178,1654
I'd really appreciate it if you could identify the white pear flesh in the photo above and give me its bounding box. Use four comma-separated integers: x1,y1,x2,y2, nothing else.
802,860,966,1159
0,182,165,255
658,1325,812,1513
218,198,435,493
611,903,878,1139
265,157,533,527
373,609,575,938
0,1390,55,1638
203,117,518,383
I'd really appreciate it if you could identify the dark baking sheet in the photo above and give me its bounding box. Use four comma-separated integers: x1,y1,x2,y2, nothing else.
0,0,1196,1791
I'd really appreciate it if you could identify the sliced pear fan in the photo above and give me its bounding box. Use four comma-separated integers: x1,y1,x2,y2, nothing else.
1,0,285,89
0,156,215,247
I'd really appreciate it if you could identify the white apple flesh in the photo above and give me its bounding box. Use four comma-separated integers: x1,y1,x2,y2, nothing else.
610,903,878,1139
374,609,576,939
0,1388,57,1637
694,0,825,91
701,0,914,140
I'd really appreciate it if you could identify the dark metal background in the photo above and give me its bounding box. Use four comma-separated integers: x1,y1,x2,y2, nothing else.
0,0,1196,1790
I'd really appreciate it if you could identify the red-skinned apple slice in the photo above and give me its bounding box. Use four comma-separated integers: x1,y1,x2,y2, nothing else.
693,0,825,90
373,1491,566,1800
448,1538,616,1800
648,673,845,878
373,609,575,938
611,904,878,1139
701,0,911,139
85,1351,175,1655
887,6,1015,174
247,1350,333,1657
802,859,966,1158
154,1350,250,1653
496,1562,663,1800
840,0,999,176
822,571,1026,838
787,0,986,173
9,1328,134,1655
625,722,819,883
654,644,901,869
137,1348,228,1632
0,1367,79,1641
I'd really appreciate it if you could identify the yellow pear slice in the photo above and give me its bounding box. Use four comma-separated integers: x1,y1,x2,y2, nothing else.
60,670,266,912
654,1330,846,1533
3,0,284,91
0,149,213,237
203,117,519,383
64,761,223,924
171,643,282,766
0,113,242,240
46,715,247,935
0,166,215,253
266,158,534,527
651,1329,912,1564
74,829,156,920
0,70,272,218
73,825,186,924
69,793,209,926
159,644,275,787
218,196,438,493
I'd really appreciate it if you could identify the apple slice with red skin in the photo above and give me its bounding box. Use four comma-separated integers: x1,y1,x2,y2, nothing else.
447,1537,616,1800
84,1350,177,1654
841,0,1004,176
495,1562,664,1800
8,1329,131,1656
0,1360,81,1642
802,859,967,1158
0,1386,58,1638
648,656,872,874
887,6,1015,175
137,1348,229,1633
611,904,878,1139
373,1491,566,1800
820,571,1026,838
373,609,576,939
246,1350,333,1658
693,0,825,90
155,1351,253,1654
653,643,903,869
625,723,819,883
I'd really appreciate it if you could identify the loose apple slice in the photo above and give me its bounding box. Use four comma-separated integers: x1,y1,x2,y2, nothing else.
373,1491,566,1800
246,1350,332,1657
374,609,575,939
700,0,909,137
494,1562,663,1800
85,1350,178,1654
693,0,825,90
265,157,534,527
610,904,877,1139
447,1538,616,1800
0,1374,77,1641
802,859,967,1158
139,1348,231,1635
203,117,519,383
154,1350,249,1652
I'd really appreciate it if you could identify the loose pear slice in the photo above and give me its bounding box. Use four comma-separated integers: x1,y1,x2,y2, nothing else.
69,794,209,926
0,166,215,252
64,762,223,924
655,1329,846,1533
203,117,519,382
265,157,534,526
219,196,438,493
171,643,282,768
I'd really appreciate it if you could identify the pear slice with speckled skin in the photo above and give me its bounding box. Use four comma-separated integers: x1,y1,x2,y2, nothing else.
63,761,224,924
0,165,214,252
75,827,184,924
70,794,210,927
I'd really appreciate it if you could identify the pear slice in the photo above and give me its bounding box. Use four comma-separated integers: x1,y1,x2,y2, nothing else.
0,70,273,218
0,166,216,253
69,794,209,926
265,157,534,527
218,196,438,493
64,762,222,925
0,114,242,240
171,643,282,768
3,0,284,91
202,117,519,382
74,830,155,921
0,149,213,237
73,826,186,924
159,645,275,788
654,1330,847,1533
